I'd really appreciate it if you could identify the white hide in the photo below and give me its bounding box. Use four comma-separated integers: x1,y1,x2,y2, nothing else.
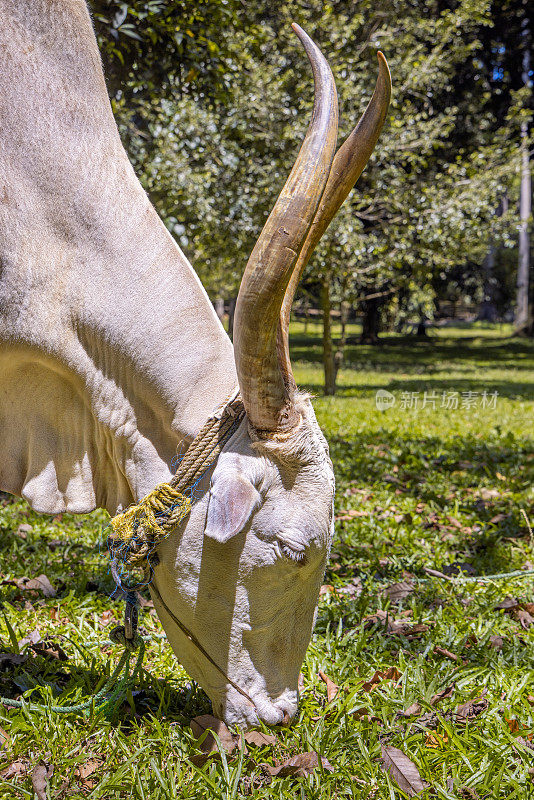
0,0,336,728
0,0,237,513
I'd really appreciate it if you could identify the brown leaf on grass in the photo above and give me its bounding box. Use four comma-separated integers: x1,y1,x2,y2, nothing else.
489,635,504,650
433,645,459,662
352,706,373,720
75,758,103,791
99,610,115,626
336,579,363,599
402,702,422,717
383,581,414,603
18,629,42,650
319,670,339,703
32,640,68,662
494,596,519,610
15,523,32,539
380,744,425,797
455,692,488,722
361,666,401,693
425,731,449,748
267,751,333,778
430,684,455,706
0,760,28,780
23,574,56,597
244,730,277,747
504,716,520,733
190,715,237,756
516,609,534,629
32,761,54,800
319,584,334,596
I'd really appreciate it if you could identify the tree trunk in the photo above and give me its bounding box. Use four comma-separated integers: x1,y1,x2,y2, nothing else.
515,16,532,334
334,300,349,381
360,295,381,344
227,297,236,340
214,296,225,322
321,276,336,396
479,245,498,322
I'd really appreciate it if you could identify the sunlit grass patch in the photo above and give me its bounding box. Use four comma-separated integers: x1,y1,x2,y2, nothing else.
0,327,533,798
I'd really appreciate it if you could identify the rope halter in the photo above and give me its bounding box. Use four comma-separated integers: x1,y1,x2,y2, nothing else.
107,391,245,590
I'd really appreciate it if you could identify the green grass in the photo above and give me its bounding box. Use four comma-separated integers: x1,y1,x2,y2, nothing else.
0,326,533,798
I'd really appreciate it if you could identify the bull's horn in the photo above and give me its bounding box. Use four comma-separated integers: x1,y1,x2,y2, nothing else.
233,23,338,434
280,52,391,353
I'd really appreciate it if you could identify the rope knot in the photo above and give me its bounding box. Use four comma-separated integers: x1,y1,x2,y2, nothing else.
109,625,143,651
108,484,191,568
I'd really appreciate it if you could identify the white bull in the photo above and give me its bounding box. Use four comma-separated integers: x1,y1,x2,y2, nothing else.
0,0,390,727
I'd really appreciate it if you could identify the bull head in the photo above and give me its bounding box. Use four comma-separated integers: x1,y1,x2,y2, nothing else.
153,26,391,726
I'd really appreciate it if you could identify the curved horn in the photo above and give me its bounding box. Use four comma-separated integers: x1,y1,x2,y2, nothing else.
233,24,338,434
279,52,391,361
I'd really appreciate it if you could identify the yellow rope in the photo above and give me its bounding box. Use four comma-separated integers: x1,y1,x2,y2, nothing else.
107,393,245,583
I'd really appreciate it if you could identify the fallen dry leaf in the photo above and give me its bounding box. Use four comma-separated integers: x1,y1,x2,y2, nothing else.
32,761,54,800
267,751,333,778
489,635,504,650
383,581,414,603
319,670,339,703
494,596,519,610
430,684,455,707
18,629,42,649
75,758,103,791
0,759,28,780
15,523,32,539
425,731,449,748
99,610,115,626
504,716,520,734
402,702,422,717
23,574,56,598
361,666,401,693
190,715,237,757
455,692,488,722
516,609,534,629
32,640,68,662
352,706,373,720
381,744,425,797
244,730,277,747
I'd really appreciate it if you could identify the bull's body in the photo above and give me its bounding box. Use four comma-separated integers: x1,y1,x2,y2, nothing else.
0,0,236,513
0,1,390,727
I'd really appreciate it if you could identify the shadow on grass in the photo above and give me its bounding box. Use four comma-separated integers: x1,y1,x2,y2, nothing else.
327,428,533,579
0,645,211,725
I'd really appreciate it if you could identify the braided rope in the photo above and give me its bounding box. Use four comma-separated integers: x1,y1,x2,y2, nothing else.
107,392,245,585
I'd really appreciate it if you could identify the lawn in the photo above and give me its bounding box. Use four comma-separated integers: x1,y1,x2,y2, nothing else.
0,326,533,799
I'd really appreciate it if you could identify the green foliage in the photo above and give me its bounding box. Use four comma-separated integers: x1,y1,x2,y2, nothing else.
102,1,528,320
0,327,533,797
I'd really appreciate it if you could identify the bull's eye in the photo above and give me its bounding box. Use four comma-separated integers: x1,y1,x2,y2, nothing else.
279,542,307,565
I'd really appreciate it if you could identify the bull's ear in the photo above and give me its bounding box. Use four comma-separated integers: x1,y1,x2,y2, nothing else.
204,470,261,543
